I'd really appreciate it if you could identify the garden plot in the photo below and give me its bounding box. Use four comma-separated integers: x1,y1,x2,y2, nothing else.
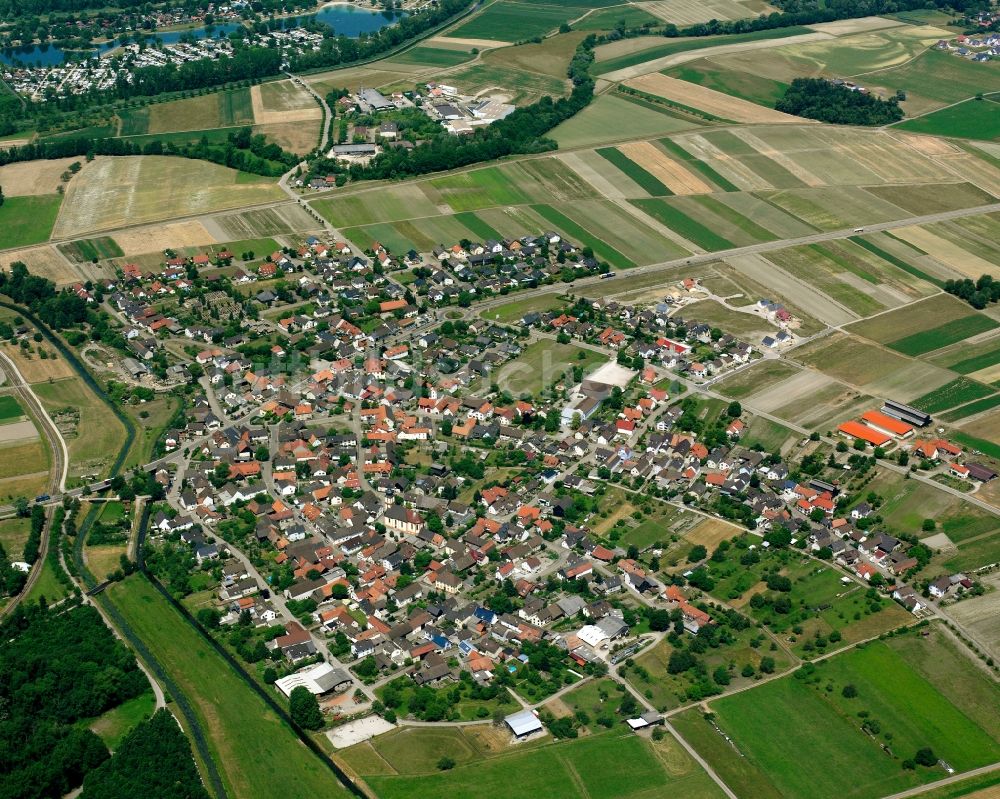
624,74,806,123
618,141,710,194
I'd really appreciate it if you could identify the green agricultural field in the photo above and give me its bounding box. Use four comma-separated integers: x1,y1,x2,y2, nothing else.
888,314,999,356
0,195,62,248
847,294,977,345
386,46,474,67
575,5,660,30
849,236,943,287
910,377,996,414
941,393,1000,421
58,236,124,263
447,2,582,42
531,204,637,268
942,342,1000,374
0,395,24,421
596,147,672,195
432,167,532,211
367,731,725,799
704,637,1000,799
103,575,353,799
897,97,1000,141
119,87,255,135
313,184,441,226
552,93,699,148
547,199,689,263
593,27,812,75
452,211,503,241
631,198,734,250
494,338,605,396
664,60,789,107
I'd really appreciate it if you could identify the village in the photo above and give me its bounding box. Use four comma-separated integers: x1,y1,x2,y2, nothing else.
62,225,991,741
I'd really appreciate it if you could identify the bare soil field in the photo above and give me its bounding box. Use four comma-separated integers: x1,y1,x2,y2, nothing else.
0,158,87,196
251,83,322,125
619,141,710,194
1,343,76,382
113,220,217,256
625,74,807,123
0,419,39,445
0,245,81,285
52,156,283,238
776,381,874,429
747,369,835,413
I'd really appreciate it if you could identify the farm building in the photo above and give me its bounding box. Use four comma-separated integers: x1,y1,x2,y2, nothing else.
837,420,891,447
505,709,544,739
861,410,914,439
882,400,931,427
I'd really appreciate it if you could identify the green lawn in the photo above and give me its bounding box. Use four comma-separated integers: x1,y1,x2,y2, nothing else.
103,575,353,799
896,97,1000,141
85,690,156,749
0,195,62,248
630,198,735,250
482,293,567,323
0,395,24,421
706,639,1000,799
888,314,999,356
596,146,672,196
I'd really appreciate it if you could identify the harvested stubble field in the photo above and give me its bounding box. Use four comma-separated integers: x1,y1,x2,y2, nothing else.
52,156,283,238
624,73,805,123
0,245,81,285
112,220,218,256
0,157,89,196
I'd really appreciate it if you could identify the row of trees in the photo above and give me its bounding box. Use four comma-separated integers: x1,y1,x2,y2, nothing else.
775,78,904,124
0,125,296,177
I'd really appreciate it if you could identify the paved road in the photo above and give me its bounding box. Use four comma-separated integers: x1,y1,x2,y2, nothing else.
879,761,1000,799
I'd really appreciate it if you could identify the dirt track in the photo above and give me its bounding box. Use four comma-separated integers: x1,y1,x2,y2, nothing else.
624,74,809,124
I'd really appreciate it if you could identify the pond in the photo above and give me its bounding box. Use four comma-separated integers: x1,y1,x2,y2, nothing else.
312,3,407,37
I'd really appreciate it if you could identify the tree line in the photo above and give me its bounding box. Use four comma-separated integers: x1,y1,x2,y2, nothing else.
775,78,903,124
0,125,296,177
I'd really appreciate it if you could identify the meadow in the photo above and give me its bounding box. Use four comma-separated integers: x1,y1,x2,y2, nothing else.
359,730,725,799
0,195,63,249
104,575,353,799
32,376,127,481
494,339,605,396
0,395,24,421
118,87,255,135
702,635,1000,799
896,97,1000,141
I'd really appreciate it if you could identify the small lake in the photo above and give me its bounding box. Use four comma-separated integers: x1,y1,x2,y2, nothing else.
312,4,406,37
0,8,402,67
